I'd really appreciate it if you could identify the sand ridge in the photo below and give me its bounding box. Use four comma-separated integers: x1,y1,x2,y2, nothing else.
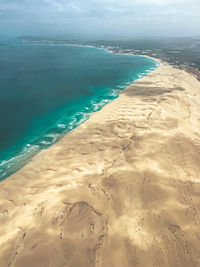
1,62,200,266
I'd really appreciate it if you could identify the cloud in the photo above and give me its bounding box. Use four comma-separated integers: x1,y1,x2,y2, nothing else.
0,0,199,37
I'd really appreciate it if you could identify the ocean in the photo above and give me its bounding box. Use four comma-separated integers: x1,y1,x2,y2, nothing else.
0,39,158,180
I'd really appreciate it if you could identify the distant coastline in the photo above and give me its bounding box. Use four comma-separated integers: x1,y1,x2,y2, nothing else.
19,36,200,80
21,38,160,67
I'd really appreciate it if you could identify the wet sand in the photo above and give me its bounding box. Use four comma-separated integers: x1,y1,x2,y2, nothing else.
1,61,200,267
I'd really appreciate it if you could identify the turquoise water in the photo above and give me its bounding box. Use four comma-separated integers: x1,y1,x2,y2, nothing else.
0,40,158,180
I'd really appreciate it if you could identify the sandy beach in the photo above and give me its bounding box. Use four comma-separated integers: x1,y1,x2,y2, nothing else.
1,61,200,267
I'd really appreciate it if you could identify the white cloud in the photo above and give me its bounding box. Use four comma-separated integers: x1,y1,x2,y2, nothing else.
0,0,199,37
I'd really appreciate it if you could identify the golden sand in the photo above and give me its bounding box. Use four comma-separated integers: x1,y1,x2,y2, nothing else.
1,62,200,267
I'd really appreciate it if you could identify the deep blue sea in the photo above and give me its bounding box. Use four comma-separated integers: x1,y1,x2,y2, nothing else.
0,39,158,180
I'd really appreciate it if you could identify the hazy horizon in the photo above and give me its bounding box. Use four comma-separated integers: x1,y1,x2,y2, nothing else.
0,0,200,39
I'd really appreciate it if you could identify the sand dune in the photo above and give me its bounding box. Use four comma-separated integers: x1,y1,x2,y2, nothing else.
1,62,200,267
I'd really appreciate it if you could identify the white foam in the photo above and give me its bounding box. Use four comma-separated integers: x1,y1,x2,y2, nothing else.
57,123,66,129
45,133,60,143
40,140,51,145
0,144,40,173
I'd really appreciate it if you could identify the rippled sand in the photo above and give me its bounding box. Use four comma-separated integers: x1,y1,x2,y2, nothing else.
1,61,200,267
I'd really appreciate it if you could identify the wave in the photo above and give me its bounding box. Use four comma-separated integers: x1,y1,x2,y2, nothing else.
0,144,40,179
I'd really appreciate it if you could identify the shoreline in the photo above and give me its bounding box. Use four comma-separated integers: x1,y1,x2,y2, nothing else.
1,60,200,266
0,44,159,181
22,39,161,66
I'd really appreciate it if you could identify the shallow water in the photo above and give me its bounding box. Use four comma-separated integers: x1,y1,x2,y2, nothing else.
0,40,158,180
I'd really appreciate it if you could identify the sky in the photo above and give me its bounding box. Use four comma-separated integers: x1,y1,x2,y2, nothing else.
0,0,200,38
